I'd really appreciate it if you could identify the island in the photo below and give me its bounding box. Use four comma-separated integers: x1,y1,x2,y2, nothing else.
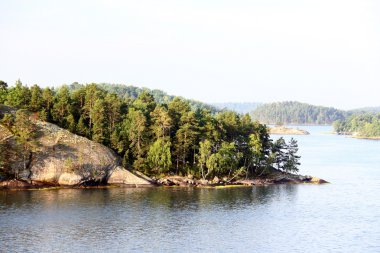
334,113,380,140
0,81,327,189
269,126,310,135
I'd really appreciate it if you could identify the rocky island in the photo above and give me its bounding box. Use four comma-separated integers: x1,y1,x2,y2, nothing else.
269,126,310,135
0,82,327,190
0,109,326,190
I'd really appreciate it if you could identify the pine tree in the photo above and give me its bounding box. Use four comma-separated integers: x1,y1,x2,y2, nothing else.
283,138,301,173
12,109,37,178
150,105,171,139
127,108,147,171
91,99,107,143
52,85,71,127
29,84,43,111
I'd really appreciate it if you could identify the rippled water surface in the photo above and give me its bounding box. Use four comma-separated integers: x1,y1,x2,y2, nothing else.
1,126,380,252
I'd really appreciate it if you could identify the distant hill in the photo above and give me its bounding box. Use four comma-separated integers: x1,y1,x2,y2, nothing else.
213,102,262,114
349,106,380,114
250,101,348,125
67,82,219,113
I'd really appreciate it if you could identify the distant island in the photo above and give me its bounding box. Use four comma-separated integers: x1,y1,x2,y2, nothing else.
333,113,380,139
250,101,348,125
269,126,310,135
0,80,327,189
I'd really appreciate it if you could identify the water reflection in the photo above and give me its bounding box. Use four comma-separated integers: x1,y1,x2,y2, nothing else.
0,184,299,212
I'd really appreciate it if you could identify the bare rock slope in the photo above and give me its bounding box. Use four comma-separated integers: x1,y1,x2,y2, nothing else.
0,119,151,187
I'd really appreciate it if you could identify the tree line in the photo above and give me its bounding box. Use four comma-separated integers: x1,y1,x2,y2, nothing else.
250,101,348,125
0,80,301,179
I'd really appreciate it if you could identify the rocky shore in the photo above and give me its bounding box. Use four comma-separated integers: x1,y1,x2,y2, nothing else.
0,173,328,190
154,173,328,188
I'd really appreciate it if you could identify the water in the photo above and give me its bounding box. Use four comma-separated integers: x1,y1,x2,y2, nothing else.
1,126,380,252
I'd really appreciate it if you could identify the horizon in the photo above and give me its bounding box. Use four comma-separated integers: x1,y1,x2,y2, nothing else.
1,0,380,110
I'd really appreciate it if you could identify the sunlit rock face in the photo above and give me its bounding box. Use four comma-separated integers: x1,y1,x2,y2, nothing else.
1,112,152,187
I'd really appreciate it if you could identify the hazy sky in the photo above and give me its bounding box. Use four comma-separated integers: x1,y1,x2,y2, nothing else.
1,0,379,109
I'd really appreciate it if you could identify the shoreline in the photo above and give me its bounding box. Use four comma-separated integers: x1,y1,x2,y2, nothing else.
0,174,329,191
336,132,380,140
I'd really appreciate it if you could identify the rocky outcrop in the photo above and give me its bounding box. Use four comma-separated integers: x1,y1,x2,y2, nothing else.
107,167,152,186
269,126,310,135
0,113,152,188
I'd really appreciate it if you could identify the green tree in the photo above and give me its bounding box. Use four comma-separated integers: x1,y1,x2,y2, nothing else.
83,84,104,134
0,80,8,104
132,90,156,119
29,84,43,111
66,114,76,133
5,79,31,109
147,139,172,174
12,109,37,178
197,139,213,179
174,111,198,173
283,138,301,173
272,137,287,171
168,97,191,137
151,105,172,139
52,85,71,127
215,141,240,178
127,108,147,171
91,99,107,143
105,93,121,134
41,87,55,120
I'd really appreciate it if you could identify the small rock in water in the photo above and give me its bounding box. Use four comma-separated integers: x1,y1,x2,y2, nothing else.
310,177,329,184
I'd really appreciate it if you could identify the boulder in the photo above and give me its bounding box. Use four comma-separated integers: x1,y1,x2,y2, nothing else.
58,173,82,186
107,167,152,186
310,177,329,184
212,176,220,184
198,179,209,185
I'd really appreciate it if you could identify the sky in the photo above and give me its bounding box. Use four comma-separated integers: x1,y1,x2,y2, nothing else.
1,0,379,110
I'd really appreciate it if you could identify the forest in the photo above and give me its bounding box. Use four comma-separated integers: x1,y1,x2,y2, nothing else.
250,101,348,125
0,80,301,180
333,113,380,138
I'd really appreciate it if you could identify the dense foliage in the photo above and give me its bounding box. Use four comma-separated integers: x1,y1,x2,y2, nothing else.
0,80,301,179
68,82,219,113
333,113,380,137
251,101,348,125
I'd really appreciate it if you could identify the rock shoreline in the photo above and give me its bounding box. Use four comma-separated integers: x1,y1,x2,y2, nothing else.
0,174,328,190
154,174,328,187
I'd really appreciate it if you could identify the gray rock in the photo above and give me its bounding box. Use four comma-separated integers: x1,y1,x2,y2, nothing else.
1,120,152,187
